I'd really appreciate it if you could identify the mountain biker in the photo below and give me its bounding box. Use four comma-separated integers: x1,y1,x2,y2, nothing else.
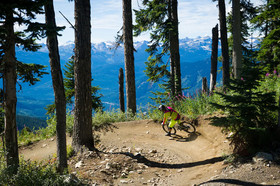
158,105,181,136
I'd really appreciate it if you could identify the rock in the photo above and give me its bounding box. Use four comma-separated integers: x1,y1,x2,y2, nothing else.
226,132,234,139
62,174,79,184
42,144,47,148
105,162,112,169
177,169,183,173
120,179,128,184
75,161,83,168
149,149,157,153
135,147,142,152
253,152,274,163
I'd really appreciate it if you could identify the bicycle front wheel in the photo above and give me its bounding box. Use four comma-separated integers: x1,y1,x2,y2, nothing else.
180,122,196,133
162,124,176,135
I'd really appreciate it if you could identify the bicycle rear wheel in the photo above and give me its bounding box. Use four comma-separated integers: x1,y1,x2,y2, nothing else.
162,124,176,135
179,122,196,133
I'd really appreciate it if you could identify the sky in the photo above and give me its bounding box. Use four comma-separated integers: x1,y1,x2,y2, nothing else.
34,0,263,45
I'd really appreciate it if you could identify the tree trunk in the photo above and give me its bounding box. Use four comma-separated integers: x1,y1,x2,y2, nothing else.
168,0,175,97
232,0,242,79
122,0,136,114
170,0,181,96
119,68,125,112
72,0,94,152
44,0,67,173
210,24,218,93
202,77,208,94
3,9,19,173
218,0,230,88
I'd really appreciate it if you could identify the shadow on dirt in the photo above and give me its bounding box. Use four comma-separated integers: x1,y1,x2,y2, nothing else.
105,151,223,169
171,131,200,142
198,179,274,186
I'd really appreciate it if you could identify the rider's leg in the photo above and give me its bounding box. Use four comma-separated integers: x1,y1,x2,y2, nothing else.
165,120,176,136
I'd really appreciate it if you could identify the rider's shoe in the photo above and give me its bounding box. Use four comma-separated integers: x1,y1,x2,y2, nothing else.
165,132,171,136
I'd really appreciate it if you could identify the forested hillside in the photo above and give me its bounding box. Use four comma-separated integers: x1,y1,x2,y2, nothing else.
15,37,223,117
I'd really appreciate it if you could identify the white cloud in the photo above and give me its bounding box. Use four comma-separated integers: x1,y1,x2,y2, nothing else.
51,0,263,44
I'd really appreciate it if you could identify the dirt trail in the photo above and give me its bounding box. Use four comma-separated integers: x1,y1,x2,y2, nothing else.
97,117,231,185
20,116,232,185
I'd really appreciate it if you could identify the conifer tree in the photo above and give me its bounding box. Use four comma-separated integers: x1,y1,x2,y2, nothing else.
46,57,103,115
252,0,280,71
72,0,94,152
251,0,280,128
0,0,46,173
44,0,67,173
123,0,136,114
211,58,277,155
227,0,257,76
134,0,182,99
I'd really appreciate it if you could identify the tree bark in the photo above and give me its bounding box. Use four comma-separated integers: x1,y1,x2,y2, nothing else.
170,0,181,96
218,0,230,88
202,77,208,94
232,0,242,79
210,24,218,93
122,0,136,114
72,0,94,152
45,0,67,173
3,9,19,173
119,68,125,112
168,0,175,97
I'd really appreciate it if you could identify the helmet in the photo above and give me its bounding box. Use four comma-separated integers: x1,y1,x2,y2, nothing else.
158,105,166,111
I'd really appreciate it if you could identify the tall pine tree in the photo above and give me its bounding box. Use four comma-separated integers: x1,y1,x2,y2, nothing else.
134,0,182,101
0,0,47,173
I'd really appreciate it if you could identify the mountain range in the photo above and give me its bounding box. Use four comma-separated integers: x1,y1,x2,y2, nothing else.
15,36,221,117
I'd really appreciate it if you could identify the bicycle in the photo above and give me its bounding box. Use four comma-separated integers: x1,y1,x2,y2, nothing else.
162,120,196,135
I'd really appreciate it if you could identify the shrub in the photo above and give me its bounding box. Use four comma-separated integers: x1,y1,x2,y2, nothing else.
0,159,81,186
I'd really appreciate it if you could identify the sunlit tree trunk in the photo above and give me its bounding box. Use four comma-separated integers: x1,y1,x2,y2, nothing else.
45,0,67,173
72,0,94,152
170,0,181,96
122,0,136,114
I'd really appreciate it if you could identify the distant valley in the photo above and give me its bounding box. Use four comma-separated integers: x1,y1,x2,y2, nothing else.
15,36,221,117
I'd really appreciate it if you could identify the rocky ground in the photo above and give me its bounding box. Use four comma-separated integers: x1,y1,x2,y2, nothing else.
20,116,280,185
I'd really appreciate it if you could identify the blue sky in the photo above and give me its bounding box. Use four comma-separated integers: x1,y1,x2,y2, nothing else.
33,0,263,45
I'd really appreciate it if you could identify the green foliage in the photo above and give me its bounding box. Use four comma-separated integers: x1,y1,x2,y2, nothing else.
66,145,75,159
46,56,103,115
92,109,142,130
0,159,81,186
210,60,278,155
149,91,223,121
251,0,280,71
16,115,47,131
63,56,75,104
259,68,280,98
134,0,180,98
17,61,48,86
227,0,257,59
175,92,223,119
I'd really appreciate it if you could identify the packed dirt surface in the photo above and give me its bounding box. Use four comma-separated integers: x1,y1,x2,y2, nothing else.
19,116,280,185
